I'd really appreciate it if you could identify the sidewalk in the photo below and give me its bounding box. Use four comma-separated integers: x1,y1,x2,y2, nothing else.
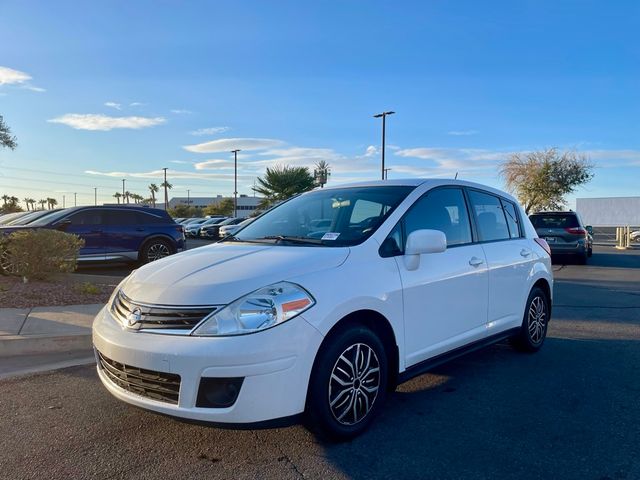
0,304,102,357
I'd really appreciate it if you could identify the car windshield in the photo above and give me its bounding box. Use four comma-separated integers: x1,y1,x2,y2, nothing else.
233,185,414,246
28,208,73,226
530,214,579,228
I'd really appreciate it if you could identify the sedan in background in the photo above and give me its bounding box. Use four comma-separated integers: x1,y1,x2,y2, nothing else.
186,217,227,238
200,217,243,239
218,217,255,239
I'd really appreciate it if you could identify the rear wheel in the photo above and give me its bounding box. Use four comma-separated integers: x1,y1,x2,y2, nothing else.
587,246,593,257
140,238,173,264
305,326,388,441
511,286,550,352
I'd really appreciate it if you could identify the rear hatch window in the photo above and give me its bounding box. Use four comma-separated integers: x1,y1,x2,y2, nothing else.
530,214,579,229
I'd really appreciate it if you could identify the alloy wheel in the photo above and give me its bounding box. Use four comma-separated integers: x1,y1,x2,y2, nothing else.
528,296,546,344
147,243,171,262
328,343,380,426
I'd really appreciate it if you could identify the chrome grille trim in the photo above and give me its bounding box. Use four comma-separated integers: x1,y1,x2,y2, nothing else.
111,289,220,331
97,351,181,405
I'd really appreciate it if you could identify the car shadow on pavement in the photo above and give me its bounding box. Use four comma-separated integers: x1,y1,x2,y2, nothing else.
322,337,640,480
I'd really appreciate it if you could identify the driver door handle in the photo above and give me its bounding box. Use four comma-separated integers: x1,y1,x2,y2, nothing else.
469,256,484,267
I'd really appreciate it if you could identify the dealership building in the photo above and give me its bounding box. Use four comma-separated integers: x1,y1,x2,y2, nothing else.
168,195,263,218
576,197,640,227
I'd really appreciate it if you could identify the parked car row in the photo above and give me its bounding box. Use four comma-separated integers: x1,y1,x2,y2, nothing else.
0,206,185,268
174,216,249,239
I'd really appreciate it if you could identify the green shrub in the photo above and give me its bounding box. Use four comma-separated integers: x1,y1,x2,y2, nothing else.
0,229,84,280
75,282,100,295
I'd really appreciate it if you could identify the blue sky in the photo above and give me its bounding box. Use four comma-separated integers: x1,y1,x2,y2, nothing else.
1,0,638,207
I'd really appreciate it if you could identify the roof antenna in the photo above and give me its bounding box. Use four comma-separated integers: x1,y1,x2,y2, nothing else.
454,172,459,179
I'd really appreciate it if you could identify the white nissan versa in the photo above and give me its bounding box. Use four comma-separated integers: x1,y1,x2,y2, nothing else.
93,179,553,440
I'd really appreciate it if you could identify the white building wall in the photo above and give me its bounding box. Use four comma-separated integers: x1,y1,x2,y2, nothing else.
576,197,640,227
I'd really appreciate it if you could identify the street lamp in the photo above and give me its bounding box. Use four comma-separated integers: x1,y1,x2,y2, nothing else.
231,149,241,218
383,168,392,180
122,179,126,199
187,189,190,206
373,111,395,180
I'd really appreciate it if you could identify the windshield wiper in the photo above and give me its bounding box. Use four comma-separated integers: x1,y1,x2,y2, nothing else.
258,235,325,245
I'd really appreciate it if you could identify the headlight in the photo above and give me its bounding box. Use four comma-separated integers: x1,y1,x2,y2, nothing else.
191,282,315,336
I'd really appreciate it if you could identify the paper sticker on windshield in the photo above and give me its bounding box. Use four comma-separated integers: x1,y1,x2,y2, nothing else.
321,232,341,241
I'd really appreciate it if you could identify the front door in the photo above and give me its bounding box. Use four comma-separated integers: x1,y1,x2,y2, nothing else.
62,210,106,260
396,187,489,367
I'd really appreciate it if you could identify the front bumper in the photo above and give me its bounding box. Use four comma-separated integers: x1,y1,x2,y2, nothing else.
92,306,324,423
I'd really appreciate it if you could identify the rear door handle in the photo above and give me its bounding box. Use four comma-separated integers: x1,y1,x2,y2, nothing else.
469,256,484,267
520,249,531,257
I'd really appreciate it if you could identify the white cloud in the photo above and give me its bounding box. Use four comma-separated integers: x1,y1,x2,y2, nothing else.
0,66,45,92
363,145,378,157
395,147,511,175
189,126,230,136
0,66,31,85
447,130,479,136
169,160,195,165
85,169,253,181
48,113,166,131
184,137,284,153
194,159,236,170
104,101,122,110
129,102,145,107
171,109,192,114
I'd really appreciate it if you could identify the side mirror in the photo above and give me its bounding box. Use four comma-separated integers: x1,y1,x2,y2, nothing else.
585,225,593,235
56,219,71,231
404,229,447,271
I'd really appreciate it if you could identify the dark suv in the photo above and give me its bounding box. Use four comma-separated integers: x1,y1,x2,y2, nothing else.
529,211,593,263
0,206,185,264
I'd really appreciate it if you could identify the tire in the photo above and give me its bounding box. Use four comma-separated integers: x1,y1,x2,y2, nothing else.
305,326,388,442
140,238,173,264
576,252,588,265
587,246,593,257
511,286,550,353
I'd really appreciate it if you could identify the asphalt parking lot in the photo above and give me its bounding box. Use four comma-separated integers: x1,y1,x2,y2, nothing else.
3,245,639,479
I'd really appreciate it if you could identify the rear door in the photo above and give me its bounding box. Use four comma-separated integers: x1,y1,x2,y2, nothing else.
103,209,145,258
467,189,533,333
63,209,106,260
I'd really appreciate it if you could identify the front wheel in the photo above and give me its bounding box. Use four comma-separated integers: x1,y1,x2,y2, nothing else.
140,238,173,264
511,286,550,352
305,326,388,441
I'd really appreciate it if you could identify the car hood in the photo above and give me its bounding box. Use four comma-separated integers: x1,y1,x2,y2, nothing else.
122,242,351,306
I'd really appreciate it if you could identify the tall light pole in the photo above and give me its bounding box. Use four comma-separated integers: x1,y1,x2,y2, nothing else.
187,189,190,206
162,167,168,210
373,111,395,180
74,192,77,207
384,168,392,180
94,188,97,206
122,179,126,199
62,195,66,208
231,149,241,218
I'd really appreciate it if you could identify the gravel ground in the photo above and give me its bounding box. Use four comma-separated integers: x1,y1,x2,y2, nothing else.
0,275,115,308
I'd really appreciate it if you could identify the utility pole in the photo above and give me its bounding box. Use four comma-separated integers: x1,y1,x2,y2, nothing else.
63,195,65,208
231,149,241,218
74,192,77,206
373,111,395,180
187,189,190,206
384,168,392,180
162,167,168,210
94,188,97,205
122,179,126,199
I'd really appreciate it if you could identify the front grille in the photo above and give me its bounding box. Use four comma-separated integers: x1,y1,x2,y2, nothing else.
98,351,181,404
111,289,218,331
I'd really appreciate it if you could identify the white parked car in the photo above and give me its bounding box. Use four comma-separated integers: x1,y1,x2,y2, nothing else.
218,217,255,239
93,179,553,440
630,230,640,242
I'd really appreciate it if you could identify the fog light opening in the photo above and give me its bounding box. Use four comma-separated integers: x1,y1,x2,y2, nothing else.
196,377,244,408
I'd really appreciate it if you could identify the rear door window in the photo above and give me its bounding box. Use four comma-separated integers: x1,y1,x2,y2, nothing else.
529,214,579,229
105,210,139,225
467,190,511,242
68,210,104,226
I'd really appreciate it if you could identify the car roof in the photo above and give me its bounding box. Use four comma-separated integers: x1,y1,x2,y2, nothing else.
60,205,169,215
322,178,518,203
529,211,577,215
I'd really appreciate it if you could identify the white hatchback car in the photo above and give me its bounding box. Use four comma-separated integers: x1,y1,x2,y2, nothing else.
93,179,553,440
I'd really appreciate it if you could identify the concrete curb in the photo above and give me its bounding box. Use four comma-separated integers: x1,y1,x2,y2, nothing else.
0,333,92,357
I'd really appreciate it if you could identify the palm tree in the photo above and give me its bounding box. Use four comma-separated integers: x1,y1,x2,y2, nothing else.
253,165,316,208
113,192,122,204
28,198,36,211
46,197,58,209
9,196,19,207
38,199,47,210
149,183,159,207
314,160,331,188
160,181,172,209
23,197,31,211
131,193,144,204
124,191,131,204
1,194,9,206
